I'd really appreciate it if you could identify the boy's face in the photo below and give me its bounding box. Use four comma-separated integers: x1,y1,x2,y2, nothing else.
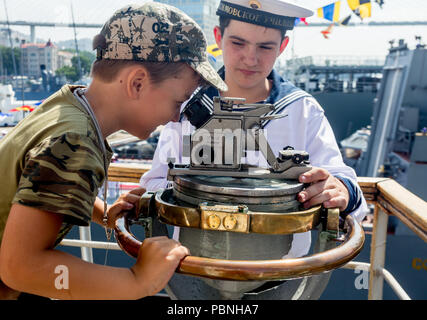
130,65,199,139
216,20,285,91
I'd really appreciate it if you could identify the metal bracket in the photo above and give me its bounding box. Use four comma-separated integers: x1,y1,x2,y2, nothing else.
326,208,340,232
129,191,156,238
128,216,153,238
319,207,343,242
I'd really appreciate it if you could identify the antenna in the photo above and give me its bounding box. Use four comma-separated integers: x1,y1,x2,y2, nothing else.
0,46,3,84
415,35,425,49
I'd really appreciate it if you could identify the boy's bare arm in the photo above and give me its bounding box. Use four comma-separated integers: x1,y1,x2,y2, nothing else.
0,203,188,299
92,187,146,228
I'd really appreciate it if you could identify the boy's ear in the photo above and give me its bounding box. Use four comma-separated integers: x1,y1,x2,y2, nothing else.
213,26,222,49
127,66,148,99
279,36,290,55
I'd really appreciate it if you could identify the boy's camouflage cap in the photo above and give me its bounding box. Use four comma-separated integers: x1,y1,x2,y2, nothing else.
94,2,227,92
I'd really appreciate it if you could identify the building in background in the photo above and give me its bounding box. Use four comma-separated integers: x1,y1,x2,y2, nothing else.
0,28,30,48
155,0,219,50
20,39,58,77
57,50,74,69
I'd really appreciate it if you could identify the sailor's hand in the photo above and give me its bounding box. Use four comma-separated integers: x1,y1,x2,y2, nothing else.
131,236,190,297
297,167,349,212
105,187,146,228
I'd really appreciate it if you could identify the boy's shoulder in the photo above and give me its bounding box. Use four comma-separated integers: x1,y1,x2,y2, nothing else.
32,85,94,136
42,85,88,116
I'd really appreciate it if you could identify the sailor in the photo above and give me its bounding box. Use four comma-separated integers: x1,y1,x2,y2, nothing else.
140,0,368,299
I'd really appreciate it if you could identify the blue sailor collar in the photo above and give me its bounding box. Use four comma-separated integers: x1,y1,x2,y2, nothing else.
182,66,311,128
210,67,306,102
202,67,280,101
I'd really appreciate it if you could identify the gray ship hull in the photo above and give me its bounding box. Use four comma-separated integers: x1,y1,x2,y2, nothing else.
313,92,376,143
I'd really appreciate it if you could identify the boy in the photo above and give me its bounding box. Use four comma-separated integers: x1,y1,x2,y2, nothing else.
140,0,368,299
0,2,227,299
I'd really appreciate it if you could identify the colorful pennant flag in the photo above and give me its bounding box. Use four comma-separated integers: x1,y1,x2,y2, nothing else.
317,1,341,22
339,14,352,26
207,44,222,58
321,23,335,39
375,0,384,8
347,0,371,19
295,17,308,26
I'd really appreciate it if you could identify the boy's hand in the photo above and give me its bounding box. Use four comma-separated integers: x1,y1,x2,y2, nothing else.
105,187,146,228
131,237,190,297
297,167,349,212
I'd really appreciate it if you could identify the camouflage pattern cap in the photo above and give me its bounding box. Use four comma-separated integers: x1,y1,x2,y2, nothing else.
94,2,227,92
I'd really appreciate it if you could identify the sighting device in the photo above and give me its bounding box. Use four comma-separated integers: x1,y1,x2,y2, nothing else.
168,96,311,181
115,96,364,300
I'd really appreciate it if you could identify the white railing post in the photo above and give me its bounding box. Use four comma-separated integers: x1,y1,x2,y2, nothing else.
78,226,94,263
368,204,389,300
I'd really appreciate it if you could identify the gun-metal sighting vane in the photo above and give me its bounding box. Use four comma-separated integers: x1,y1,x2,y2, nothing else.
168,96,311,180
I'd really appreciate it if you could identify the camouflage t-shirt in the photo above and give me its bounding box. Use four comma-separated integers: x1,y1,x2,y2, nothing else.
0,85,112,245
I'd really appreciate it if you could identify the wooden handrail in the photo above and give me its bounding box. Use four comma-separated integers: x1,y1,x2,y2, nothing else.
377,180,427,233
108,162,150,183
108,163,427,242
356,177,427,242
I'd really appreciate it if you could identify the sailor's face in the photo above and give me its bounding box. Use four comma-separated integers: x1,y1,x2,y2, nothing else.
218,20,284,91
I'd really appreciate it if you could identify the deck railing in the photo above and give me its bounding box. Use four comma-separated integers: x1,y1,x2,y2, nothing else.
60,163,427,300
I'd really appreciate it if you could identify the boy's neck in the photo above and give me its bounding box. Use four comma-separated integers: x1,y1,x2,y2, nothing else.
222,78,272,104
83,81,121,139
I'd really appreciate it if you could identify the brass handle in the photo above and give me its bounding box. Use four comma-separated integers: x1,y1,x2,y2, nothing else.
115,210,141,258
115,213,364,281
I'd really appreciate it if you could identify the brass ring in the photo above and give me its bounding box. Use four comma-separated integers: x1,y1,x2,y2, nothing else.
115,214,364,281
155,189,321,234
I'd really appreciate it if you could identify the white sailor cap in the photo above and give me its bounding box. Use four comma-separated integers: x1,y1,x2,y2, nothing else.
216,0,313,30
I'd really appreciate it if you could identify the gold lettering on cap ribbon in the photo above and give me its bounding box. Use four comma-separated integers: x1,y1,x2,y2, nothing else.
263,15,287,27
219,2,261,23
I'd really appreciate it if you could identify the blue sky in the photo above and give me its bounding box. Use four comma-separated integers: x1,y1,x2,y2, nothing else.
2,0,427,59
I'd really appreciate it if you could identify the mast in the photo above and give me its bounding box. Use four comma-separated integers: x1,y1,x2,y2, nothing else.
3,0,17,76
0,48,4,84
3,0,24,106
70,1,82,81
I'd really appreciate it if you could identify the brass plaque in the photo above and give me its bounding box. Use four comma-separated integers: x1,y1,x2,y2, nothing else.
200,204,249,233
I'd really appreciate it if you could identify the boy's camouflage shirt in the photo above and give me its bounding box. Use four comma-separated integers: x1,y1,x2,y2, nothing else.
0,85,112,245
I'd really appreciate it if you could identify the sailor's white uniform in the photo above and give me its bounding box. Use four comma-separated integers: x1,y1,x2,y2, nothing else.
140,68,368,258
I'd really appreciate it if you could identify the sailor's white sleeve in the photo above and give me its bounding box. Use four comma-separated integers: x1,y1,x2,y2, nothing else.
266,96,368,223
302,97,369,223
139,122,184,191
273,97,369,258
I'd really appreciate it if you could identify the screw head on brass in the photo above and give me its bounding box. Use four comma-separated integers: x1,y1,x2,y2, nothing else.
223,215,238,230
207,214,221,229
